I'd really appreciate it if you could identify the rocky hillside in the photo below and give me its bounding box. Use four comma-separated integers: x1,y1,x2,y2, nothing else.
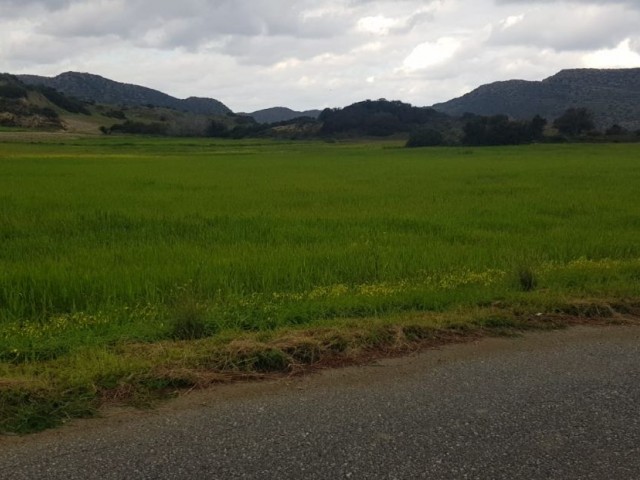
18,72,231,116
247,107,321,124
433,68,640,130
0,74,71,130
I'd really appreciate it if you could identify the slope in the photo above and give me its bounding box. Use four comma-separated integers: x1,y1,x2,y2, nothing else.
432,68,640,130
18,72,232,117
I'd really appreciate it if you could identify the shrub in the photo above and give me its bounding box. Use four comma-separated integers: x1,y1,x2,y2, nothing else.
104,109,127,120
34,86,91,115
169,302,211,340
0,84,28,99
517,267,537,292
553,108,594,136
34,107,59,119
110,121,168,136
406,129,445,148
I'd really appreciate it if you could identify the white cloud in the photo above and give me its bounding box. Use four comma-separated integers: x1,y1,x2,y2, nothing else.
402,37,461,71
583,38,640,68
357,15,400,35
501,14,524,30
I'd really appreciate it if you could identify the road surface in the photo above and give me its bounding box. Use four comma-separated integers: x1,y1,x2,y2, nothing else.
1,326,639,479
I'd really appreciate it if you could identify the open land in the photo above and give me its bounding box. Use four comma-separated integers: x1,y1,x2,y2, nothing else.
1,137,639,434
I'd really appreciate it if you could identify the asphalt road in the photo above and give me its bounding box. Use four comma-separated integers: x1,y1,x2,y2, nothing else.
1,326,639,480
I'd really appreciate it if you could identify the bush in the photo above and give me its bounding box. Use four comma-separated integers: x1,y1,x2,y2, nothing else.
517,267,537,292
33,107,59,119
553,108,594,136
104,109,127,120
207,120,228,137
169,302,212,340
109,121,168,136
406,129,445,148
462,114,546,146
0,84,28,99
34,86,91,115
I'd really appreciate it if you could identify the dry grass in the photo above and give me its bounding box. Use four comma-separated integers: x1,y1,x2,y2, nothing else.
2,299,639,435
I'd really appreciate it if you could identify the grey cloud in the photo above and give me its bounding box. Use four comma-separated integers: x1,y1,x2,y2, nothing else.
495,0,639,5
489,4,640,51
388,10,435,35
30,0,408,66
0,0,68,18
35,0,357,47
0,0,72,7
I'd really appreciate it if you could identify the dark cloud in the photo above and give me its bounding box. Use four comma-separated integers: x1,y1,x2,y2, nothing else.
1,0,639,111
26,0,363,62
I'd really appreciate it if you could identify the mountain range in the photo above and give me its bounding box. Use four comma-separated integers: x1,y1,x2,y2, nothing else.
5,68,640,131
17,72,321,123
433,68,640,130
18,72,232,117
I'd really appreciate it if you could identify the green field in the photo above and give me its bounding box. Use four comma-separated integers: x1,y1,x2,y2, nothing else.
1,137,640,433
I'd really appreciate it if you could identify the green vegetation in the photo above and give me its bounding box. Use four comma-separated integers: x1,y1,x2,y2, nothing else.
553,107,595,136
319,99,449,137
1,137,640,433
32,86,92,116
461,114,546,146
108,120,168,135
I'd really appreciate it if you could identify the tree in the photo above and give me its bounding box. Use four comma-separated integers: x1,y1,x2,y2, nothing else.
553,108,594,136
605,124,626,136
319,99,442,137
0,84,28,99
109,121,167,135
462,115,515,146
529,115,547,140
34,86,91,115
207,120,228,137
406,129,445,148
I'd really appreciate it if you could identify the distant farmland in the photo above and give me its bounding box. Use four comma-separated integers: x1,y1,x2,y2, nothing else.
1,137,639,433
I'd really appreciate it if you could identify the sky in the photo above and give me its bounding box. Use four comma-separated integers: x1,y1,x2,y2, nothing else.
1,0,640,112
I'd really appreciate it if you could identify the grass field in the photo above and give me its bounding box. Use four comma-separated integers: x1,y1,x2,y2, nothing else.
1,136,639,433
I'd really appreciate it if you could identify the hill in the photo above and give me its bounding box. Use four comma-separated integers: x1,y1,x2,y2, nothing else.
0,73,81,130
1,73,237,136
18,72,232,116
319,99,454,138
432,68,640,130
247,107,321,124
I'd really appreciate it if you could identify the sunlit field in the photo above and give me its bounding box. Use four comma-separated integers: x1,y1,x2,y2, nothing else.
1,137,639,432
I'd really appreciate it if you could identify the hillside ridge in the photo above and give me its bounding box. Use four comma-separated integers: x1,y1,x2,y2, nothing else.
18,71,232,116
432,68,640,129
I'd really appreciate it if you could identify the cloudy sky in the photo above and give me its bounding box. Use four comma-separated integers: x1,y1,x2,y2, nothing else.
1,0,639,112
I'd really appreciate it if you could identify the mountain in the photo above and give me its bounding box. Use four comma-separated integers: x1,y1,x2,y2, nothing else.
18,72,231,116
0,73,79,130
247,107,321,124
432,68,640,130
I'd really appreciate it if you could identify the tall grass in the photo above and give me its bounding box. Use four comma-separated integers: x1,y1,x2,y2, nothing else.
1,139,639,359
